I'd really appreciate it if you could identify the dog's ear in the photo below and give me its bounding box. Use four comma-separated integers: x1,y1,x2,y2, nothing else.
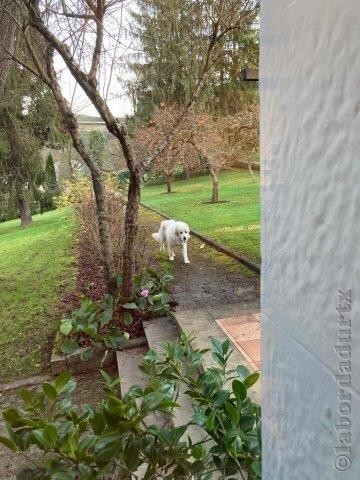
175,226,180,235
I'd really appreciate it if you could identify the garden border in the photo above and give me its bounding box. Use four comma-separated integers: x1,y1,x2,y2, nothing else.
50,336,148,375
140,202,260,274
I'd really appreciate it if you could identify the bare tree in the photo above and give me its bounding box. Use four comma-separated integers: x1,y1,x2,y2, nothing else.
219,104,259,181
184,112,227,203
135,105,198,193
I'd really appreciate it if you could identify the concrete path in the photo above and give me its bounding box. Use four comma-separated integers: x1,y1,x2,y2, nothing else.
174,303,261,403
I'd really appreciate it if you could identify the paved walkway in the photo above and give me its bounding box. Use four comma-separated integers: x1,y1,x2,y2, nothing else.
217,312,260,371
174,302,261,402
142,208,260,310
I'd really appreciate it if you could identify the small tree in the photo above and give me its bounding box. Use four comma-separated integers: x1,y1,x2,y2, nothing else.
40,153,59,211
0,63,60,225
186,113,230,203
44,153,58,191
89,129,107,167
135,105,198,193
221,104,259,182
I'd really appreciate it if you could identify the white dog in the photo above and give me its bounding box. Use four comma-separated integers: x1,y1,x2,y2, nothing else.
152,220,190,264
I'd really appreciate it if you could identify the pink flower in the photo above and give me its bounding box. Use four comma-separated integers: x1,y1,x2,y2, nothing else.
140,289,150,298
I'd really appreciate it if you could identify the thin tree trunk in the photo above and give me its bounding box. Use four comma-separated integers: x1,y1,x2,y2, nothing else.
44,47,117,294
9,121,33,226
248,161,256,182
118,136,142,297
165,174,172,193
25,6,142,295
65,143,75,179
209,166,219,203
16,182,32,227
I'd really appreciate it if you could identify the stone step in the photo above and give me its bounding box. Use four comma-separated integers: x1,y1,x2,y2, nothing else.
116,345,168,480
143,315,179,349
143,316,206,444
174,307,260,403
116,345,170,428
116,345,149,394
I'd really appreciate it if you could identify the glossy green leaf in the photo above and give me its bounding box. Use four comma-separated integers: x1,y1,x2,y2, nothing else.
42,382,57,401
61,338,78,355
0,435,17,451
244,372,260,389
122,302,139,310
60,319,73,335
80,347,94,362
123,312,133,325
225,401,240,425
232,379,247,401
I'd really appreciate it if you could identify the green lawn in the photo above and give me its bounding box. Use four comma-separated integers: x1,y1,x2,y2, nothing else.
0,209,77,382
142,169,260,262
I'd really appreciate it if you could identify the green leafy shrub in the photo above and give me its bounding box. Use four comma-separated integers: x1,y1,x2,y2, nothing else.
58,271,173,361
142,335,261,479
0,337,261,479
122,269,174,320
59,294,129,361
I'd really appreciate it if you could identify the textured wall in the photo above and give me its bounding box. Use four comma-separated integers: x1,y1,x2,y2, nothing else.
261,1,360,478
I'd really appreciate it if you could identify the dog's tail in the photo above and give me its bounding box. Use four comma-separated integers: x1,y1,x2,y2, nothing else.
151,232,161,242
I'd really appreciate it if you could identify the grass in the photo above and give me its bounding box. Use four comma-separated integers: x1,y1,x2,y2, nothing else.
0,209,77,382
142,169,260,262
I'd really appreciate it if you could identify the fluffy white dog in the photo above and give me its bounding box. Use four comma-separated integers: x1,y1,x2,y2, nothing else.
152,220,190,264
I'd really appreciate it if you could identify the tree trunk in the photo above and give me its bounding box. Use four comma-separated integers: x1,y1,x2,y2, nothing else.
28,13,142,296
184,167,190,180
209,166,219,203
45,48,117,295
16,183,33,227
8,122,33,226
165,174,172,193
0,0,15,96
90,169,117,293
247,161,256,182
117,136,142,297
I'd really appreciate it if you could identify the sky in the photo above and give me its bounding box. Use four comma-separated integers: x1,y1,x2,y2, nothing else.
55,0,137,118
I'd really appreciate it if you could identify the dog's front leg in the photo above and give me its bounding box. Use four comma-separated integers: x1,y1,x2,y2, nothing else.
182,243,190,264
167,243,175,261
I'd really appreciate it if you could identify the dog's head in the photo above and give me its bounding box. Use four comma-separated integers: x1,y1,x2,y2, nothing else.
175,222,190,244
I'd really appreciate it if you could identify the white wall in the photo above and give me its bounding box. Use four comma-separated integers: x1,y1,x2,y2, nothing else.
261,1,360,478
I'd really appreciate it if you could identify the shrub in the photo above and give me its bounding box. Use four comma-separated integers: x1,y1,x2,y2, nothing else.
58,271,174,360
56,176,151,274
0,337,261,479
123,269,174,319
59,294,129,361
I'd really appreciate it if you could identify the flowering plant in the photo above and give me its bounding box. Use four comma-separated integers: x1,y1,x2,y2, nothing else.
122,269,174,318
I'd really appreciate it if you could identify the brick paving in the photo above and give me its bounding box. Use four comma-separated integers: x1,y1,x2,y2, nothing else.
216,312,260,371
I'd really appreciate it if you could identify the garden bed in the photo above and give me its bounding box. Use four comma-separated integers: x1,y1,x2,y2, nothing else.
50,333,148,375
